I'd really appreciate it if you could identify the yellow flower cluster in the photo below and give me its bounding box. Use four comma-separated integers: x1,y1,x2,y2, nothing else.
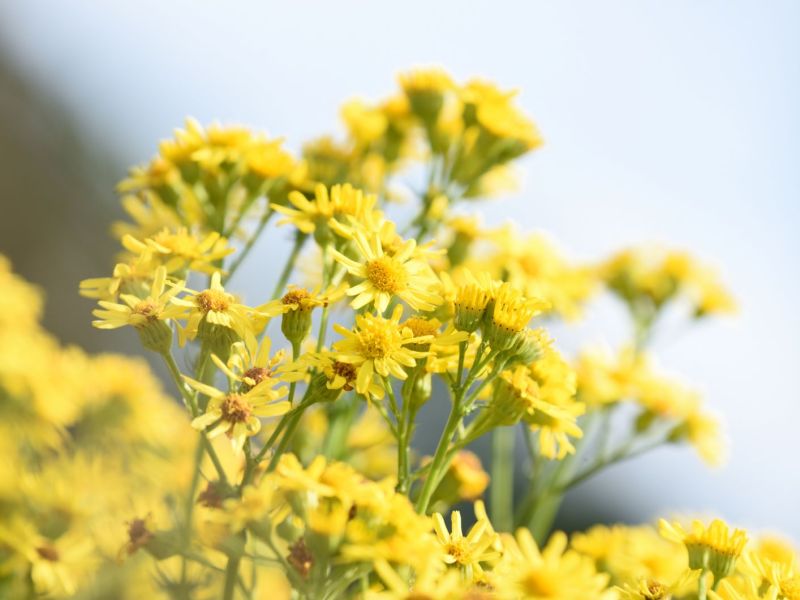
0,256,194,598
2,66,762,600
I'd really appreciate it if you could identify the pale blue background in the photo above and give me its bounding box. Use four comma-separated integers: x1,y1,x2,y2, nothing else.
1,1,797,536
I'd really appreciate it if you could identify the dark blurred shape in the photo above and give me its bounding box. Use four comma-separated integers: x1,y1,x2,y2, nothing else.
0,47,128,353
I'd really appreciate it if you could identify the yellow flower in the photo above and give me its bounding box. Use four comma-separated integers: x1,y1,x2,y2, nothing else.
331,230,441,313
79,252,159,301
617,574,700,600
121,228,234,275
172,271,270,347
341,99,389,146
659,519,747,581
495,528,613,599
278,283,348,344
0,521,95,598
91,266,185,330
213,336,286,392
368,558,472,600
709,578,779,600
332,305,432,396
398,67,455,95
272,182,377,239
433,509,500,582
280,349,384,399
184,376,289,454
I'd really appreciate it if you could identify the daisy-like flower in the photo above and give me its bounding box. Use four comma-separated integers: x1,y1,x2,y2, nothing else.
213,335,285,392
278,283,348,344
494,528,613,600
368,558,471,600
0,521,95,598
432,509,501,583
79,252,158,301
172,272,278,347
280,349,384,400
659,519,748,582
183,375,289,454
121,228,234,275
617,573,700,600
271,182,377,239
332,305,433,396
91,267,185,331
331,230,441,313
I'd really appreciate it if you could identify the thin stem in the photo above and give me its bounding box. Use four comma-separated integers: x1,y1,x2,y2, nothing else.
180,437,205,588
223,210,274,285
698,569,709,600
555,435,668,494
490,426,515,531
414,406,461,514
388,377,410,493
160,351,228,485
222,555,241,600
265,341,302,472
271,232,307,299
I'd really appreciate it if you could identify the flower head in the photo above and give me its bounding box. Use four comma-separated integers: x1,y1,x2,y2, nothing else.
332,230,441,314
332,305,432,396
184,376,289,454
660,519,748,582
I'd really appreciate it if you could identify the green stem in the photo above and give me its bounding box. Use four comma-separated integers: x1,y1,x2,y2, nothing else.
180,437,205,589
698,569,709,600
271,232,307,299
415,406,462,514
160,351,228,485
389,378,410,493
222,555,241,600
490,426,515,531
223,210,274,285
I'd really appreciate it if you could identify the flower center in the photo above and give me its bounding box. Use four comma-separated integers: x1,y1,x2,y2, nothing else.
243,367,271,390
36,545,59,562
445,540,470,565
331,361,357,389
133,300,160,320
127,518,153,550
196,289,231,313
357,328,398,359
522,570,560,597
221,394,252,423
403,317,440,338
288,539,314,579
365,256,407,293
282,288,311,308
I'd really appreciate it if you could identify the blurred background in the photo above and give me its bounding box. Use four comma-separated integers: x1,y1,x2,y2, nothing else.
1,1,798,537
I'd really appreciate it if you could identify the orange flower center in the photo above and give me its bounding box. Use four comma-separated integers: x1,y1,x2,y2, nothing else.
196,289,231,313
365,256,407,293
221,394,252,423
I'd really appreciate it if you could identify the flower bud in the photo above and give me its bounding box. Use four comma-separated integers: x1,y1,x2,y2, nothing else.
136,319,173,354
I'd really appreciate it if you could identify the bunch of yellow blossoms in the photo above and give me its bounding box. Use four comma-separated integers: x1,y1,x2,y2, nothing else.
3,67,786,600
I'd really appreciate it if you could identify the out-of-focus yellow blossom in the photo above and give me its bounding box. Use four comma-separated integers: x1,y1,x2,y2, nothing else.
601,246,736,319
120,228,234,275
660,519,747,583
272,182,378,243
494,528,614,599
